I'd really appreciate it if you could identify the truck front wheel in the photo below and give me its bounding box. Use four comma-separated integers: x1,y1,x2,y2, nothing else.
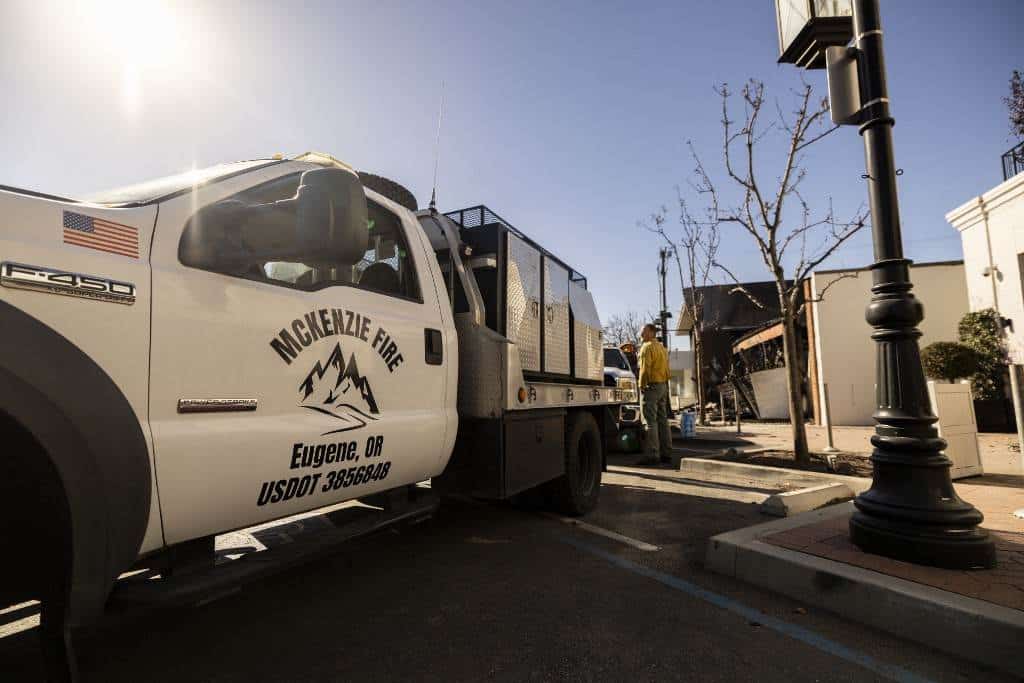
546,411,602,516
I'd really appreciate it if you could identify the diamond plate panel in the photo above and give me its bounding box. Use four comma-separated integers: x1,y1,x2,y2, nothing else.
570,280,603,381
543,256,571,375
506,233,541,372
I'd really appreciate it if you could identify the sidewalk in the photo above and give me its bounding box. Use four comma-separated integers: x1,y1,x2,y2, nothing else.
698,420,1023,473
701,422,1023,677
763,510,1023,610
692,420,1023,528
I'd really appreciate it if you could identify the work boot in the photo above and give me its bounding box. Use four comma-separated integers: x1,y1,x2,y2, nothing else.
659,455,673,466
633,456,660,467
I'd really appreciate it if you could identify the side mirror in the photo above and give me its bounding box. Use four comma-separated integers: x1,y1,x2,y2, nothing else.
180,167,369,272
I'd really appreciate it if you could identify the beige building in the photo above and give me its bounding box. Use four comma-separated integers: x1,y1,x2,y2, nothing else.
809,262,969,426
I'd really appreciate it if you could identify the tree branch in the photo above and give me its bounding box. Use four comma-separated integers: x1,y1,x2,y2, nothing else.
713,260,768,310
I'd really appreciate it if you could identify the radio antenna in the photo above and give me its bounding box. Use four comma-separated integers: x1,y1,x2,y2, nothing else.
428,81,445,211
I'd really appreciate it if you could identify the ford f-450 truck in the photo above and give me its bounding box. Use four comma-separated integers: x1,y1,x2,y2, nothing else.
0,153,619,678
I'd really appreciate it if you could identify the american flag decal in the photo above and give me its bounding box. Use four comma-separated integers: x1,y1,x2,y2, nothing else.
62,211,139,259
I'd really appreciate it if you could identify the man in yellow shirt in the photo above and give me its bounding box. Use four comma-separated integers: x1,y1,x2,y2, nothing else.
637,324,672,466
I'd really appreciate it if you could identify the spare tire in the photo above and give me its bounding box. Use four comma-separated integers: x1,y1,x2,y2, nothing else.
357,172,418,212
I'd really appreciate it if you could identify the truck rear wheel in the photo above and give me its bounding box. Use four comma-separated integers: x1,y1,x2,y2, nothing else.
546,411,602,516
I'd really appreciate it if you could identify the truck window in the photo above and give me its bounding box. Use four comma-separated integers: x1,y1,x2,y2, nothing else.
179,173,421,302
603,348,630,371
354,202,420,300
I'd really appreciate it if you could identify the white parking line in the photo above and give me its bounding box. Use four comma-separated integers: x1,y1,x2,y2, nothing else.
0,601,40,639
544,514,661,551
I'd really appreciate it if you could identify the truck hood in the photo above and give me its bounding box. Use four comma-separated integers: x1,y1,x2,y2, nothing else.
604,367,636,381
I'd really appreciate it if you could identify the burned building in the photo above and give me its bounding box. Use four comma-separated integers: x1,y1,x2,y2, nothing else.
677,280,815,420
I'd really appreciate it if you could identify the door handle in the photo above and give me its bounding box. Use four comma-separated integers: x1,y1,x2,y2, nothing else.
424,328,443,365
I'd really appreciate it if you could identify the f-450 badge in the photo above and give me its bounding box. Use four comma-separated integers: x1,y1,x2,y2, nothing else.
269,308,406,435
0,262,135,305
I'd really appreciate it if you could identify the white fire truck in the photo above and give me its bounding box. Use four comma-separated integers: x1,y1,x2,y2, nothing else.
0,153,620,679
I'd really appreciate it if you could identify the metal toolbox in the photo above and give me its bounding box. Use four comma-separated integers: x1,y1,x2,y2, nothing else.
506,232,541,372
446,205,602,383
543,256,571,374
570,279,603,381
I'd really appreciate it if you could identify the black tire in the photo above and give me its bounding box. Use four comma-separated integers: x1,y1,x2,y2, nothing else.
357,172,418,212
40,598,77,683
0,417,75,681
0,418,70,607
546,411,603,516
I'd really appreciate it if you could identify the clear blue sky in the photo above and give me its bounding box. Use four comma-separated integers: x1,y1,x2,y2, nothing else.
1,1,1020,342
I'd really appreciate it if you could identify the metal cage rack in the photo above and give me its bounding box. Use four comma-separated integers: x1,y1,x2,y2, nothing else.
443,204,603,384
445,205,588,289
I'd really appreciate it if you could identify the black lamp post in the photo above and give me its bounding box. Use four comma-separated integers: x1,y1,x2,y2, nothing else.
774,0,995,569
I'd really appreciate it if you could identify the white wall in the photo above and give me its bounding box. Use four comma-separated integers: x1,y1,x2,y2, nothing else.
750,367,789,419
811,262,969,426
668,349,695,408
947,174,1024,363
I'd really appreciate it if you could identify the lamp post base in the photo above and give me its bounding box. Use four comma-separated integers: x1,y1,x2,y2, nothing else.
851,258,997,570
850,511,996,570
850,456,996,571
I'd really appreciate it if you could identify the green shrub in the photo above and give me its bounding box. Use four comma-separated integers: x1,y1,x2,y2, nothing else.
920,342,979,383
957,309,1007,400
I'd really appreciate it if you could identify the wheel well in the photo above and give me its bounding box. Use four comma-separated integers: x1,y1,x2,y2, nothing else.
0,411,72,606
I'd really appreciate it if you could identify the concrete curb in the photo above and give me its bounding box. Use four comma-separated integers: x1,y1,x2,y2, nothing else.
706,503,1024,678
679,457,871,494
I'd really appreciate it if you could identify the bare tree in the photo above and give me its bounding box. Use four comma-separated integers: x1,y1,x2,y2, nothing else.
691,79,867,464
1006,69,1024,139
643,193,720,425
603,310,651,348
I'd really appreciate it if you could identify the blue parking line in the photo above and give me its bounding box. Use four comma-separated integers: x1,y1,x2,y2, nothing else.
560,535,935,683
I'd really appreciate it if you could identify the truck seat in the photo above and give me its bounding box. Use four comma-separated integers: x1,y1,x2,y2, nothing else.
359,262,401,295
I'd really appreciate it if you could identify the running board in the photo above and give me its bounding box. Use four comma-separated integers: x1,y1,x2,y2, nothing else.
108,490,438,612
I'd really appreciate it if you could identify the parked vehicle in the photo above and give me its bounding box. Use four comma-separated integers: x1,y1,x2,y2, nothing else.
604,345,642,450
0,153,620,676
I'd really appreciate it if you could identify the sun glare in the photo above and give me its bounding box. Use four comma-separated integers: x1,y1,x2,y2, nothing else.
71,0,188,116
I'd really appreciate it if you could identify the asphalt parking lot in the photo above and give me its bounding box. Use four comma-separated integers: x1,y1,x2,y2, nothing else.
0,457,1015,682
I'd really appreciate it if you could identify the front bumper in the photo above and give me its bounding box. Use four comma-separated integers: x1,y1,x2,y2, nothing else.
617,403,642,427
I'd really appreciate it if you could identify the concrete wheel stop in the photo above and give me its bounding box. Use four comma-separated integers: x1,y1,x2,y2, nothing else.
678,457,869,516
760,483,855,517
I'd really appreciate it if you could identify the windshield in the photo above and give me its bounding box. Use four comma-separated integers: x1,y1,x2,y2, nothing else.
603,348,630,371
85,160,280,205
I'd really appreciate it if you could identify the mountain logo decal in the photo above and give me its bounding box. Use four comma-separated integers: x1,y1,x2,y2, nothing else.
299,342,380,435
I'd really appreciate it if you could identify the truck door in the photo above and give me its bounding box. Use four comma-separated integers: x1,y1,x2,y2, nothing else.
148,168,448,544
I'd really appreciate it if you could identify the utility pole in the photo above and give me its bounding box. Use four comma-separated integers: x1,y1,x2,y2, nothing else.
658,247,675,419
658,247,672,349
